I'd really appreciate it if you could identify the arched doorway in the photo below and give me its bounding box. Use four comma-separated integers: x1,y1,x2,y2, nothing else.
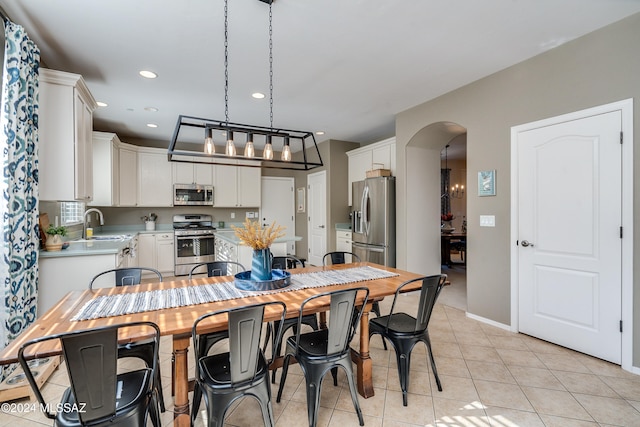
403,122,467,308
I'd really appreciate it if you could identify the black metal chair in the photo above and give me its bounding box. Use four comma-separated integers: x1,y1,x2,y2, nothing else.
276,287,369,427
18,321,161,427
323,251,386,349
369,274,447,406
89,267,162,290
189,260,248,421
191,301,287,427
267,255,319,383
322,251,360,266
88,267,166,417
188,260,246,279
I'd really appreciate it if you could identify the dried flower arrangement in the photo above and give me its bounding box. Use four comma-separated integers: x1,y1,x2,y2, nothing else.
232,219,285,250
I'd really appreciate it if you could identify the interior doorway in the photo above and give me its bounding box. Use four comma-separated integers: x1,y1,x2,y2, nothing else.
439,134,467,311
404,121,467,310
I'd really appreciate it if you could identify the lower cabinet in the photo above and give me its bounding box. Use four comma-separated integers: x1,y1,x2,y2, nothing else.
138,232,175,275
336,230,353,263
39,254,119,315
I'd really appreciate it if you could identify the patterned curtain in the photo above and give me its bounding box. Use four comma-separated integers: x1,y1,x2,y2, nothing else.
0,21,40,381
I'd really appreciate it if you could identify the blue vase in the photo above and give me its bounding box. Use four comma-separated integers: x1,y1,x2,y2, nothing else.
251,248,272,281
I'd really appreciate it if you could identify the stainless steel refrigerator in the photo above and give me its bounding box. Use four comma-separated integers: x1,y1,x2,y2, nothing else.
351,177,396,267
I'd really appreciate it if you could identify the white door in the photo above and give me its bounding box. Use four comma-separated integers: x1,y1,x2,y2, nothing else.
261,177,295,255
307,171,327,266
516,110,622,363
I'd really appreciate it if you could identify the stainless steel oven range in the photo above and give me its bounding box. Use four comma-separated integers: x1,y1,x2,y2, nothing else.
173,214,216,276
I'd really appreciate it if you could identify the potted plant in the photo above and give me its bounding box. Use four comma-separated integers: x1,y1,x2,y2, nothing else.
141,212,158,231
232,219,285,281
45,225,67,251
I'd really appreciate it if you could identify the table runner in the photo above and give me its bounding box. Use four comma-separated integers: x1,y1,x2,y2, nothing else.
71,266,399,321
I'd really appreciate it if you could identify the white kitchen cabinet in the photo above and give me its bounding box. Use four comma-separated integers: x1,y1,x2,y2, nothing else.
138,232,175,275
214,163,261,207
173,162,214,186
39,68,97,201
156,233,175,273
118,145,138,206
137,148,173,207
336,230,353,263
347,137,396,205
38,254,118,314
90,131,120,206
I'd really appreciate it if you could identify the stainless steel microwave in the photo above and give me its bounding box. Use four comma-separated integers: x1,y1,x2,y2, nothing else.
173,184,214,206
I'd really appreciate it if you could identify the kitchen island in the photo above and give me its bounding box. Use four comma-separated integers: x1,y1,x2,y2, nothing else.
213,231,302,268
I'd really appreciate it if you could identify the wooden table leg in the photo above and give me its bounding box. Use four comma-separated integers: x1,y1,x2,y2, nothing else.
172,333,191,427
351,303,374,398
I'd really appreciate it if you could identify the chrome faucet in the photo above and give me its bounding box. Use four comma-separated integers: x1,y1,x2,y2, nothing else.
84,208,105,239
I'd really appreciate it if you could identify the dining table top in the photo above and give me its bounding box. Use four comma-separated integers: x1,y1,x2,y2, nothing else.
0,262,423,364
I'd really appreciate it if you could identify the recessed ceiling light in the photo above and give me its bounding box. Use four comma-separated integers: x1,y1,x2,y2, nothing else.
146,123,158,128
315,131,325,135
96,101,108,107
139,70,157,79
252,92,265,99
144,106,159,112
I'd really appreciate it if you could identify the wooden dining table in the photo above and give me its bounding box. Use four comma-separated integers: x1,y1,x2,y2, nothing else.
0,262,422,427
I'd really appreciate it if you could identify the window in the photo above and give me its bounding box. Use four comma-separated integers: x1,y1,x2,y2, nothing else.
60,202,85,225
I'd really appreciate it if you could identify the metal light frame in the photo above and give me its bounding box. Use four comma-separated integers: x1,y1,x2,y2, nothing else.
168,115,323,171
167,0,323,171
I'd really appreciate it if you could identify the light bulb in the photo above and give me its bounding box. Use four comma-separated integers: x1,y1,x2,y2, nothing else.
281,137,291,161
225,130,236,156
204,128,215,155
244,133,255,158
263,135,274,160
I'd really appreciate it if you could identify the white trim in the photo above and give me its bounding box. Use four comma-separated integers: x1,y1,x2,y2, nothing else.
510,98,634,372
465,312,511,332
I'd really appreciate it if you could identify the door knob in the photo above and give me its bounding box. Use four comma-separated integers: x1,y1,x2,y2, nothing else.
521,240,534,247
319,225,325,228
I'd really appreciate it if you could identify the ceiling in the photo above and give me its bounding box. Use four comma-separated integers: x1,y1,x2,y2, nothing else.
2,0,640,154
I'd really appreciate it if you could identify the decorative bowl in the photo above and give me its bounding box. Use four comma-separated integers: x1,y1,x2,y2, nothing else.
234,269,291,291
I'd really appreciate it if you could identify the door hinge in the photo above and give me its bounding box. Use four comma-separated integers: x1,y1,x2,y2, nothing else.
620,320,623,333
620,226,623,238
620,131,623,144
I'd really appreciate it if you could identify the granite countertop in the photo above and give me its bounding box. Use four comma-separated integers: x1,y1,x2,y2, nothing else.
40,236,132,258
335,223,352,230
214,230,302,245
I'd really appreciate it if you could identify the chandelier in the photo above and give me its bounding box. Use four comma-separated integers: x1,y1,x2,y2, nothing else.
441,144,464,200
167,0,323,171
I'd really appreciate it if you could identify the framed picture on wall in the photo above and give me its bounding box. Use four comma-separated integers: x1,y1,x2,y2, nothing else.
478,170,496,196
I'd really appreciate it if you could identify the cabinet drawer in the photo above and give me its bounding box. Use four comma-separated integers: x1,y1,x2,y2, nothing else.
337,230,352,239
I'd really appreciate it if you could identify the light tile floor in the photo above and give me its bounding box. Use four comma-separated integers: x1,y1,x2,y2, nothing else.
2,267,640,426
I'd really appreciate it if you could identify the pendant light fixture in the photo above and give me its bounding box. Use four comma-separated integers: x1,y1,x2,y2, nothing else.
168,0,324,171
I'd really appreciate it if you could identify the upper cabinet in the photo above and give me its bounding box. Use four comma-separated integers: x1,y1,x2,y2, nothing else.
214,161,261,207
172,162,214,186
118,144,138,207
137,147,173,207
39,68,97,201
347,137,396,205
89,131,120,207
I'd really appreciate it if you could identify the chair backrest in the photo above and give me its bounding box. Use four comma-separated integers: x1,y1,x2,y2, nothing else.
388,275,447,332
188,261,246,278
192,301,286,384
322,251,361,266
271,255,305,270
18,321,160,424
296,287,369,356
89,267,163,289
